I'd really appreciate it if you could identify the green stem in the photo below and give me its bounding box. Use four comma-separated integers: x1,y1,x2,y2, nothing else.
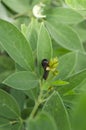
29,81,43,119
29,101,40,119
12,12,27,19
10,120,19,125
12,10,32,19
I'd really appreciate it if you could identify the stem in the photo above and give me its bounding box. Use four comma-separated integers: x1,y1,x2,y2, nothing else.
12,12,27,19
29,102,39,119
10,120,19,125
29,81,43,119
12,10,32,19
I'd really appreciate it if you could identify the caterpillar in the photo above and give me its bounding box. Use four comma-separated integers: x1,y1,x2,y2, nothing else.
41,59,49,80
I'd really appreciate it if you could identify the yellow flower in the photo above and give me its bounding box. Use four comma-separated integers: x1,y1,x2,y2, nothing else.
46,57,59,76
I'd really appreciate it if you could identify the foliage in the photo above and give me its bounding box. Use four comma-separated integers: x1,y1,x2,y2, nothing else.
0,0,86,130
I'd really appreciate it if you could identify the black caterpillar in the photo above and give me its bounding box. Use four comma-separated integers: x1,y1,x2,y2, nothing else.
41,59,49,80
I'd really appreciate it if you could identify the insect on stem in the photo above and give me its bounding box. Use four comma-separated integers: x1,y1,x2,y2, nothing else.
41,59,49,80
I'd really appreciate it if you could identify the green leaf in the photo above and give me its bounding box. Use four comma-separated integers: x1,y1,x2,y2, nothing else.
0,55,14,73
26,19,40,51
21,24,27,37
10,123,22,130
43,91,71,130
74,52,86,73
2,0,30,13
27,112,57,130
56,52,77,79
73,20,86,42
72,92,86,130
0,117,10,128
76,78,86,91
0,117,22,130
0,89,20,119
45,21,84,52
52,80,69,86
24,87,39,100
0,3,11,22
10,89,26,111
46,7,84,24
65,0,86,10
3,71,39,90
37,23,53,67
62,90,77,107
58,69,86,95
14,16,30,29
0,71,13,83
42,81,50,91
0,19,34,71
53,45,70,57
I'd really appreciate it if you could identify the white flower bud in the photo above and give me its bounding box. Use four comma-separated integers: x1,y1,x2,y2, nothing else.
32,3,46,19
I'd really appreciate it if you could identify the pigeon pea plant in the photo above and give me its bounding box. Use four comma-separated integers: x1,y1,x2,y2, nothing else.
0,0,86,130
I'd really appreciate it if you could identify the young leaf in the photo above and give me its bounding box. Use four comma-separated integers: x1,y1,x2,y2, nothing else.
3,71,39,90
27,112,57,130
52,80,69,86
0,89,20,119
0,19,34,71
43,91,71,130
46,7,84,24
37,23,53,68
26,19,40,51
58,69,86,95
45,21,84,52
